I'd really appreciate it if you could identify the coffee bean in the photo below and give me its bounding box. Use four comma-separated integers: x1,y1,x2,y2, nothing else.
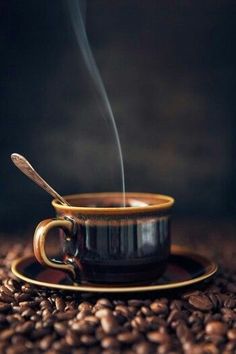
224,297,236,309
15,321,34,334
65,331,81,346
0,292,14,303
147,331,170,344
101,336,120,349
188,294,213,311
0,302,11,313
95,308,113,319
128,300,144,308
0,285,14,297
21,308,34,318
0,328,15,340
15,293,31,302
77,309,92,320
4,279,21,292
84,315,99,326
170,300,182,311
56,310,77,320
95,298,113,309
202,343,219,354
80,334,98,346
176,323,193,343
227,328,236,341
0,244,235,354
208,293,219,309
222,308,236,322
54,322,67,336
117,330,141,343
115,305,131,318
131,316,149,332
150,301,168,315
226,283,236,293
78,302,93,312
132,341,154,354
55,297,65,311
101,315,120,335
72,320,95,334
140,306,152,316
39,335,54,350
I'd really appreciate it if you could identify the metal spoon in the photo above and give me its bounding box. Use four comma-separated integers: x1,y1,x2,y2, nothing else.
11,153,70,206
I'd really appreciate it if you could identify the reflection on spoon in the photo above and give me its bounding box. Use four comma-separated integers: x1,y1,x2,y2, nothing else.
11,153,70,206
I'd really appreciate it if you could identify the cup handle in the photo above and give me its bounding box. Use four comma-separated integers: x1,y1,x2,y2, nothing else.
33,218,76,279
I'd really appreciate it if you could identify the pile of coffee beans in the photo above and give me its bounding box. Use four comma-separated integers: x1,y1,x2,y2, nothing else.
0,243,235,354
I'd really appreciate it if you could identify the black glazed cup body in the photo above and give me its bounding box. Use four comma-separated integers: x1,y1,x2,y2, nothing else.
33,193,174,285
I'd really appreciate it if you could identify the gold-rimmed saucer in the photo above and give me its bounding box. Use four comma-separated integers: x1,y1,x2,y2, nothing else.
11,245,217,293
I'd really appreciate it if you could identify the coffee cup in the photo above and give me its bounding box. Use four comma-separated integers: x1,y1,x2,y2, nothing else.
33,192,174,284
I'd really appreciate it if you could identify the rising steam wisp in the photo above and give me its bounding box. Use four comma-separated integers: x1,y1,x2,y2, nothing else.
67,0,126,206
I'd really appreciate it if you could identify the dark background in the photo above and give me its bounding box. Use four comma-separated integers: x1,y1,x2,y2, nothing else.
0,0,235,232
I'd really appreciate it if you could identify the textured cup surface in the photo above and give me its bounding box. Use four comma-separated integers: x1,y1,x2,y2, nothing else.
34,193,174,284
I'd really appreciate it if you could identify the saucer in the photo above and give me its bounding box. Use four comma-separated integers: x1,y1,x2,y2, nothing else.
11,245,218,293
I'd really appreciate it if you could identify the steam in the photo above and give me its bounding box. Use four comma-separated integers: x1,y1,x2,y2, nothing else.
67,0,126,206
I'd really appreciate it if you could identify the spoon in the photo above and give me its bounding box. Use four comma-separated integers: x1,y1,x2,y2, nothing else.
11,153,70,206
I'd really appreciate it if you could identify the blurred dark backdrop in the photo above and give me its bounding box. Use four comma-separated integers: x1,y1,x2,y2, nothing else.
0,0,235,232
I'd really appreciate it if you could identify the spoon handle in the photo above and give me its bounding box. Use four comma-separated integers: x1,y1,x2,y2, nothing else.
11,153,70,206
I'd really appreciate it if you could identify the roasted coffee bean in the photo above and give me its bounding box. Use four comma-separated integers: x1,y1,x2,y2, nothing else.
101,336,120,349
115,305,131,318
170,300,182,311
202,343,219,354
21,308,34,318
78,302,93,312
55,297,65,311
221,308,236,322
40,299,52,309
140,306,153,316
15,293,31,302
147,331,170,344
132,341,154,354
54,322,67,336
226,282,236,293
76,309,92,320
227,328,236,341
0,328,15,340
117,330,141,343
65,331,81,346
80,334,98,346
56,310,77,320
72,321,95,334
131,316,149,332
101,315,120,335
176,323,193,342
208,293,219,309
95,298,113,309
84,315,99,325
188,293,213,311
39,335,54,350
224,297,236,309
0,302,11,313
150,301,168,315
15,321,34,334
0,285,14,297
4,279,21,292
0,243,235,354
95,308,113,319
0,292,14,303
128,299,144,308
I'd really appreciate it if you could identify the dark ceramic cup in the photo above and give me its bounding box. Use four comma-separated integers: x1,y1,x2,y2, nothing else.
33,193,174,284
